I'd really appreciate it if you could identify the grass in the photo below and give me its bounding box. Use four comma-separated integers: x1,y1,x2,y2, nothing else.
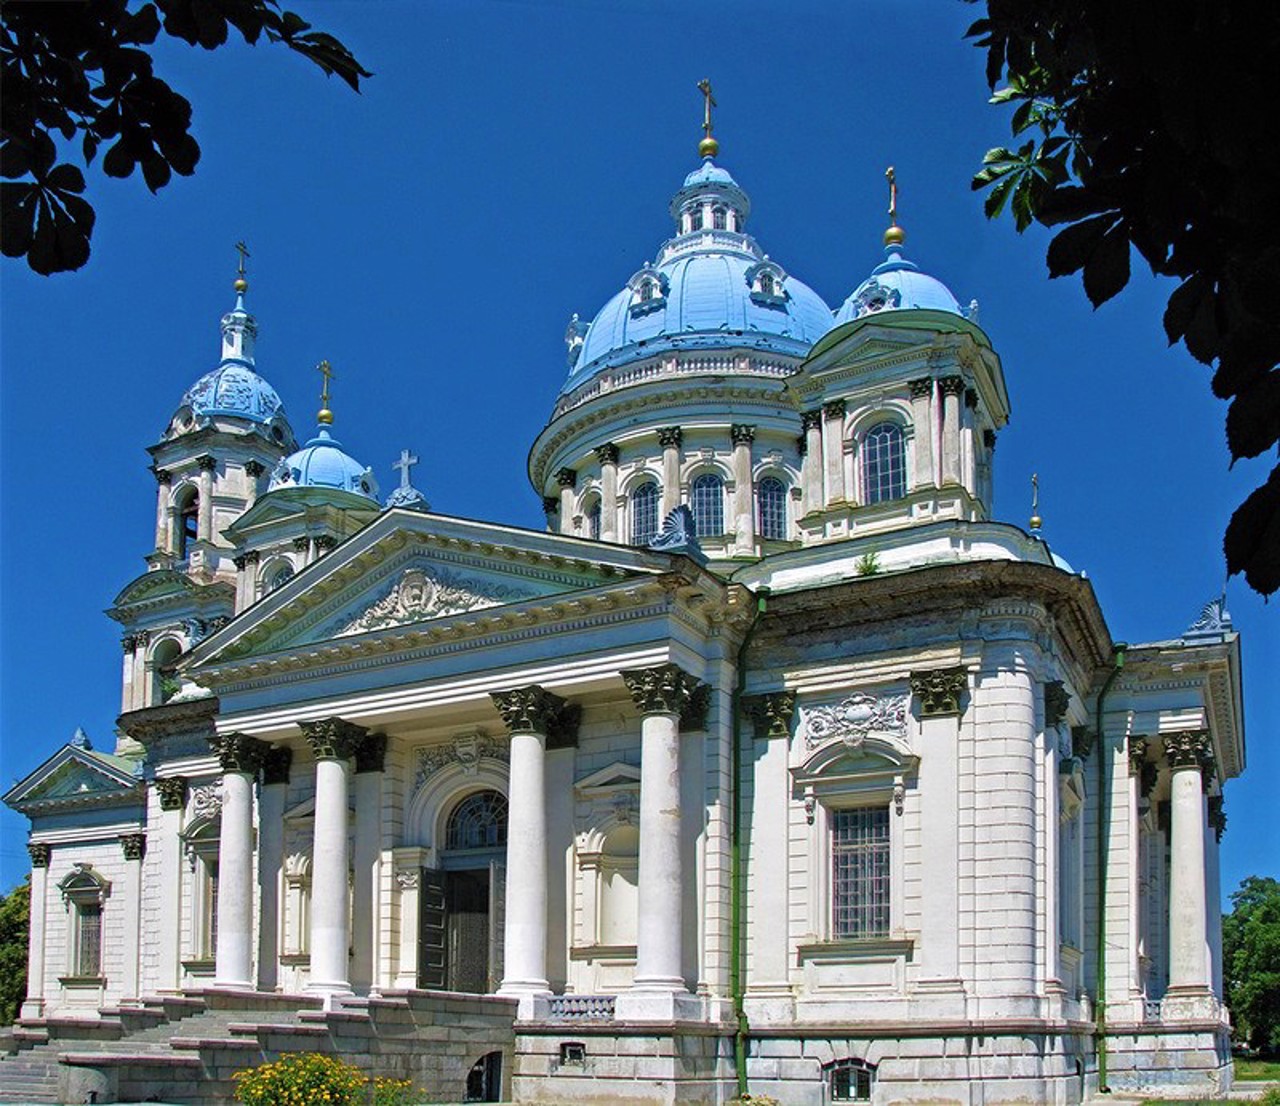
1237,1057,1280,1081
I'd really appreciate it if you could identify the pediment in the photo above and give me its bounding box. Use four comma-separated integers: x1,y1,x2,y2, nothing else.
4,747,143,815
575,762,642,793
189,510,672,667
109,569,234,622
112,569,201,608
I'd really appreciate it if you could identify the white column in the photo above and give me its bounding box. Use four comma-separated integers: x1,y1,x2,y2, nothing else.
1164,730,1213,1011
120,835,146,999
302,718,366,1000
153,470,172,551
212,734,266,990
801,411,823,514
491,686,573,1001
659,428,682,516
244,460,264,508
731,424,755,555
196,456,216,542
556,468,577,536
940,377,963,487
961,388,977,498
596,443,619,543
908,379,935,491
352,735,386,994
154,777,187,992
1207,796,1225,998
916,709,961,984
256,750,290,992
621,664,705,994
21,844,50,1019
745,693,795,992
821,400,847,506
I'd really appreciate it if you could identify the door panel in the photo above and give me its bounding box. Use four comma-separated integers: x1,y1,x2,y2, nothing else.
417,867,447,990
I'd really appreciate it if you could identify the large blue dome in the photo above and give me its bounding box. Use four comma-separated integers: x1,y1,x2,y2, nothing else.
270,427,379,501
833,244,963,325
561,159,833,395
182,361,285,424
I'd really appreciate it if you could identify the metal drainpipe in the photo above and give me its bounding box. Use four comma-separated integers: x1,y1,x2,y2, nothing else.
731,589,768,1100
1094,642,1127,1094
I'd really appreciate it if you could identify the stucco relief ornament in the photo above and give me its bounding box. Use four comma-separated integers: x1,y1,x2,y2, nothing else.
801,692,908,749
334,566,536,636
414,733,509,791
395,868,420,891
189,782,222,822
851,278,901,318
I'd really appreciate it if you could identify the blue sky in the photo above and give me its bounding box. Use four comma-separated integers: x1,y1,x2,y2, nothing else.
1,0,1274,896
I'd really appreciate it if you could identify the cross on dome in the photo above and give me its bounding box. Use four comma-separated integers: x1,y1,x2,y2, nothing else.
393,448,419,490
386,446,430,511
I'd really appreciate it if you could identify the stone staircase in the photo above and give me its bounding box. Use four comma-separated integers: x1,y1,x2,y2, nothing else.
0,989,517,1104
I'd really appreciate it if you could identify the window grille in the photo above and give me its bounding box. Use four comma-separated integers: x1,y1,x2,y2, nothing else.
759,271,775,296
827,1058,874,1101
631,482,659,546
862,422,906,504
832,807,890,939
639,280,654,303
691,474,724,538
586,501,602,540
76,904,102,976
757,476,787,540
445,790,509,851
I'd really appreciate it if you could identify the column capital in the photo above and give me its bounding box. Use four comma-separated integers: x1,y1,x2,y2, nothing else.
1128,736,1149,775
315,534,338,552
196,454,217,472
292,535,311,552
983,428,998,450
965,387,979,410
299,717,369,761
355,732,388,774
244,459,267,478
120,833,146,861
1164,729,1212,771
152,467,173,485
154,776,188,811
261,747,293,786
542,496,560,515
908,377,934,399
1208,795,1227,841
233,554,247,571
658,426,683,448
800,409,823,431
1071,725,1096,759
556,467,578,489
595,442,620,464
210,732,270,774
622,663,709,729
795,434,807,457
243,549,260,565
744,691,796,739
939,374,966,397
121,632,138,652
730,423,756,445
1044,680,1070,728
27,841,49,868
822,398,846,419
490,685,580,746
910,667,968,717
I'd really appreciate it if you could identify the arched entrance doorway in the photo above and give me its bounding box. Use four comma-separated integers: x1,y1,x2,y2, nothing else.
419,789,507,993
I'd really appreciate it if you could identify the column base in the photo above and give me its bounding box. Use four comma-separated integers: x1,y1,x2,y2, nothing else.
498,982,551,1021
20,998,46,1020
614,988,702,1023
306,979,354,1011
211,977,256,991
1161,986,1220,1022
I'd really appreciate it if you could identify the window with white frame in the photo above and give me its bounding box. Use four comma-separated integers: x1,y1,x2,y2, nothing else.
584,498,602,541
691,473,724,538
631,481,659,546
757,476,788,540
831,807,890,939
712,204,727,230
57,864,109,979
861,421,906,504
688,205,704,232
826,1057,875,1102
183,822,220,962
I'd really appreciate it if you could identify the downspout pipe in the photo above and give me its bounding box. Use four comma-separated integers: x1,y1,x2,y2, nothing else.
730,589,768,1100
1093,641,1127,1094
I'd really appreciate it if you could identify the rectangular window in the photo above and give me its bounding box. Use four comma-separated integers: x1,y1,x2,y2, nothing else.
76,904,102,976
831,807,890,939
829,1059,873,1101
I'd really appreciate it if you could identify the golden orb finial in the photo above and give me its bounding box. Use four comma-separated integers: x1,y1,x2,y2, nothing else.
883,167,904,248
1029,472,1042,532
317,359,335,425
697,78,718,159
234,240,250,295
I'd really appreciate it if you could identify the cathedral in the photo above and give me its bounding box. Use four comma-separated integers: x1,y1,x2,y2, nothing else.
2,101,1246,1106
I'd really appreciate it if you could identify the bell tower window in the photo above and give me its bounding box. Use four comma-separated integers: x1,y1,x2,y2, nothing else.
712,205,727,230
861,422,906,504
176,488,199,558
688,206,704,232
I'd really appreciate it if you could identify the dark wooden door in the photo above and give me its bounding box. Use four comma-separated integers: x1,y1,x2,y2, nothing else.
446,869,490,993
417,867,447,989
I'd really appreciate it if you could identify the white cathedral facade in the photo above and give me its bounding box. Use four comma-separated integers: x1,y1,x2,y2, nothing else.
2,123,1246,1106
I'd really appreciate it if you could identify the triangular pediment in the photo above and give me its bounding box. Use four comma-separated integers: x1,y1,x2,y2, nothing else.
575,762,642,792
4,746,143,815
188,509,677,668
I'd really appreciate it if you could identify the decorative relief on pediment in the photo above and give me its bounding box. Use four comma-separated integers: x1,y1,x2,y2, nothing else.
801,691,908,750
333,566,538,637
414,731,509,792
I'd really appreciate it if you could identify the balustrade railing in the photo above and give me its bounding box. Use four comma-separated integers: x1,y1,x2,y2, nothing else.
545,994,616,1021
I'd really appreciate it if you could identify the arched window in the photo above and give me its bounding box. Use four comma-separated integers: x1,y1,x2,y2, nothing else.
150,637,183,705
691,473,724,538
585,499,602,541
758,270,775,297
688,206,704,232
757,476,788,541
176,487,199,558
58,865,109,978
263,561,295,593
712,205,727,230
825,1058,875,1102
445,790,509,851
631,481,659,546
639,280,654,303
861,422,906,504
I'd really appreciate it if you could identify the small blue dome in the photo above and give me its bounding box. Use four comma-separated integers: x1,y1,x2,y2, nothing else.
683,160,736,188
834,244,962,325
270,428,378,501
182,361,285,424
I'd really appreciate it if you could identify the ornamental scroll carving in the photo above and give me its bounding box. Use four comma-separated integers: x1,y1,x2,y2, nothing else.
800,691,907,750
621,663,709,730
1164,730,1213,771
414,732,510,792
909,668,968,717
744,691,796,740
299,717,368,761
155,776,188,811
333,566,537,637
189,782,222,822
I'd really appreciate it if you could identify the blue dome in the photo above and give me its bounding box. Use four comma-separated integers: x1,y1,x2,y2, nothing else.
182,361,285,424
562,160,832,394
833,245,963,325
270,427,379,501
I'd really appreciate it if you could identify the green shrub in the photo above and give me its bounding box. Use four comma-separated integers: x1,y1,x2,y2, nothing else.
233,1052,368,1106
1258,1087,1280,1106
372,1075,418,1106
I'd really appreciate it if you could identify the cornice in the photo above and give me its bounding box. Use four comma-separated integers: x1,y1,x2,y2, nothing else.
117,695,219,746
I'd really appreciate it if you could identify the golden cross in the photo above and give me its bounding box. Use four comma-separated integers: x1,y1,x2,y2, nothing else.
234,240,250,278
885,167,898,226
697,78,716,139
317,359,335,406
